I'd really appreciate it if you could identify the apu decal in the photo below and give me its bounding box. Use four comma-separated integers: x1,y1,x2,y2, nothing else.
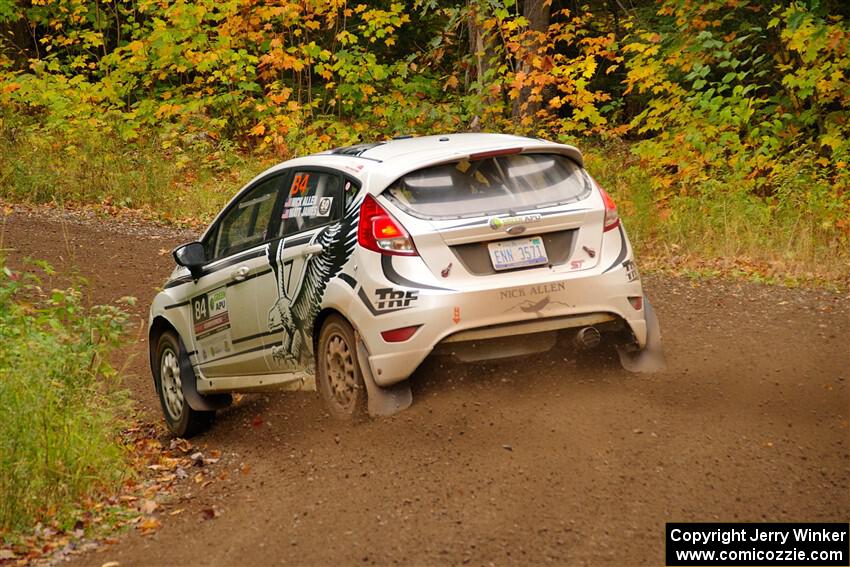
623,259,639,282
375,288,418,310
191,287,232,362
266,196,360,372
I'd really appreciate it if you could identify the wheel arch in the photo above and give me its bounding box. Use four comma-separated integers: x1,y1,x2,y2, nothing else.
149,315,179,383
313,307,349,352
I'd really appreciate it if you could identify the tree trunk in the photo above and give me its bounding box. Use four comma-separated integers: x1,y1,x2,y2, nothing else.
512,0,551,121
467,1,498,128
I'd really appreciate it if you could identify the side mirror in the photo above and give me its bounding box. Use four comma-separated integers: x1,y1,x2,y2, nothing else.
173,242,206,280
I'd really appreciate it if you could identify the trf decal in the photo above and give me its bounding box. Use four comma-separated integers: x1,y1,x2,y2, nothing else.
375,288,418,310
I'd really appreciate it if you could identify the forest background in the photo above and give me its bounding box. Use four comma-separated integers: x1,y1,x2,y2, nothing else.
0,0,848,283
1,0,849,546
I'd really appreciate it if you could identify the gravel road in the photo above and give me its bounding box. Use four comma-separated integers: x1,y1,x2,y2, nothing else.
3,206,848,567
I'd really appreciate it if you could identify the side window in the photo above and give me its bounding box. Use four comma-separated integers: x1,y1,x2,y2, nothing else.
213,176,281,259
279,171,342,237
343,178,359,207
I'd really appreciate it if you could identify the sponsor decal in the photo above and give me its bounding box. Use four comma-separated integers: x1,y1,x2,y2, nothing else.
375,287,418,310
623,259,639,281
191,287,232,362
488,214,543,231
317,197,333,217
500,282,573,317
453,306,461,324
499,281,566,300
570,259,585,270
504,295,574,317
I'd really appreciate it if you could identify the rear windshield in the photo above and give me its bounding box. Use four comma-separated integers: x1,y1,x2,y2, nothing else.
384,153,591,220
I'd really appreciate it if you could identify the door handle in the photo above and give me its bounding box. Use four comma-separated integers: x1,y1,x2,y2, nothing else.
302,244,324,257
231,265,250,281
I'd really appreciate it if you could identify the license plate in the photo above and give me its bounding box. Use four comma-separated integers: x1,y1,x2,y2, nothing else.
488,237,548,271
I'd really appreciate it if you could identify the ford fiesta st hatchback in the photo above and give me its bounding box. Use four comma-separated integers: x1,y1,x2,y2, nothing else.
149,133,665,436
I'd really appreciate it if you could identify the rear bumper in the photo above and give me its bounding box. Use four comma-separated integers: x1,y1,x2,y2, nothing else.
355,257,647,387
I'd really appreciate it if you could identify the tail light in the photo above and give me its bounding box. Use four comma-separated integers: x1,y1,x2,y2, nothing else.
597,182,620,232
357,194,418,256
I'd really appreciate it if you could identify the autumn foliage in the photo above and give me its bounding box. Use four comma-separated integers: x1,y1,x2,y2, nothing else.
0,0,848,269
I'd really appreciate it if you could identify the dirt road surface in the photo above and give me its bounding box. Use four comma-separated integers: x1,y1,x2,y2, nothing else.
3,207,848,567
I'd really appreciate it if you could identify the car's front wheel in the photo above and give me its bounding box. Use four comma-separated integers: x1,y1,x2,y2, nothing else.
316,315,367,420
154,331,214,437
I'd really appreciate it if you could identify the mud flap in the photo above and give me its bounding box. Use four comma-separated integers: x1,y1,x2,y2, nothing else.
617,296,667,373
178,338,233,411
355,336,412,417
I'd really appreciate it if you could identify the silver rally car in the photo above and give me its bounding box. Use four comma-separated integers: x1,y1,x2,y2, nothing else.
149,133,665,436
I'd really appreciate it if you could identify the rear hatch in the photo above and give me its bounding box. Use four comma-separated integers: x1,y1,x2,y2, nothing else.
380,151,607,290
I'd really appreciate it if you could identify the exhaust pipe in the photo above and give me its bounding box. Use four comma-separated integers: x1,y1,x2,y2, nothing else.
574,326,601,350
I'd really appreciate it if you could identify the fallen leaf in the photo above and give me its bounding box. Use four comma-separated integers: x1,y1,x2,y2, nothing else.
252,415,264,429
169,508,185,516
140,500,158,515
137,517,161,535
102,562,121,567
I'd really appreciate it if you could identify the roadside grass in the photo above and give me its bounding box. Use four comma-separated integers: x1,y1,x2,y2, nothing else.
1,117,847,287
0,252,134,537
585,145,850,288
0,116,274,226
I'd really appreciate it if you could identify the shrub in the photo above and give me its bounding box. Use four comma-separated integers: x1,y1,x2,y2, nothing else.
0,257,132,535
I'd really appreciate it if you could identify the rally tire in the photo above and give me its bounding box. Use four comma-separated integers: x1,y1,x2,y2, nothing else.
316,315,368,421
153,331,214,437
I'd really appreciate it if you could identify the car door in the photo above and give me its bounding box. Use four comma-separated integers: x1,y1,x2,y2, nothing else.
261,168,349,374
190,174,286,378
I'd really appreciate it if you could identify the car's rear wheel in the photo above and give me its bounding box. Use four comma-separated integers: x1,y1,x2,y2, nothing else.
317,315,367,420
154,331,214,437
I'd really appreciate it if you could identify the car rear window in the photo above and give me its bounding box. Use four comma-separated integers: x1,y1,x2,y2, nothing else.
384,153,591,220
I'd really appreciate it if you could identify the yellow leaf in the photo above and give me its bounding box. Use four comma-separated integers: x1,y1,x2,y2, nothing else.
249,123,265,136
138,517,161,534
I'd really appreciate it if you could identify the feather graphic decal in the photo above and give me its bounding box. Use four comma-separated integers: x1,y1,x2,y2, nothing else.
267,195,361,372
